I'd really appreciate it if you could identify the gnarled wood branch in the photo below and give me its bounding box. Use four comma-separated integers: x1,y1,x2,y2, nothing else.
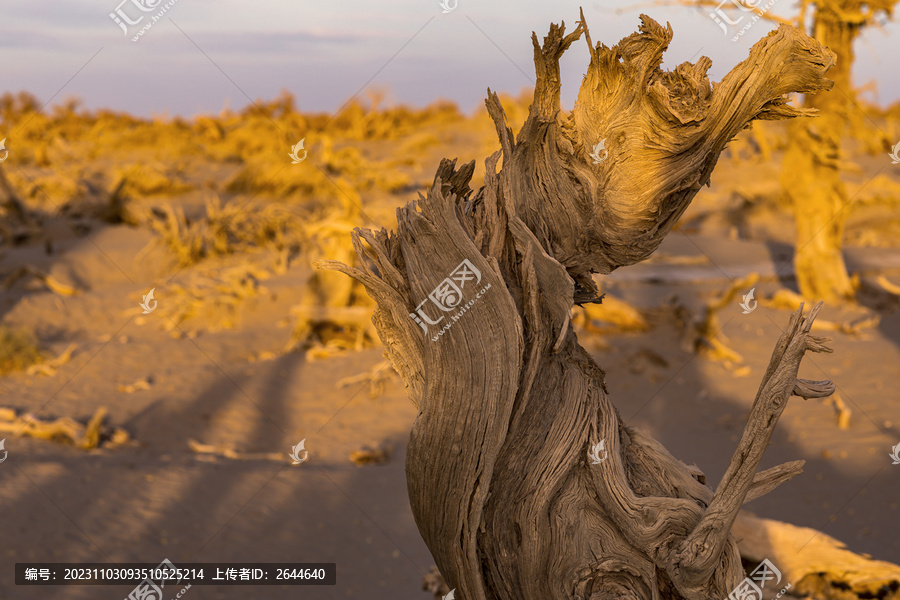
320,12,839,600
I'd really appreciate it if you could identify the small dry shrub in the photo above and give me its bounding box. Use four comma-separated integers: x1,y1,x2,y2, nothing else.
162,260,276,334
0,326,43,375
113,163,194,197
146,196,306,267
321,90,461,141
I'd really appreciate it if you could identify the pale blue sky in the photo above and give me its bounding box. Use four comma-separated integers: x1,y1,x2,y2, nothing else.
1,0,898,117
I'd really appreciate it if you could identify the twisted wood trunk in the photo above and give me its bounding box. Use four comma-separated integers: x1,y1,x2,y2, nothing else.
781,0,899,303
322,13,838,600
780,1,864,303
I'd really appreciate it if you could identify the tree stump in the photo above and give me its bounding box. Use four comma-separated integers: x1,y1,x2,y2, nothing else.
322,12,840,600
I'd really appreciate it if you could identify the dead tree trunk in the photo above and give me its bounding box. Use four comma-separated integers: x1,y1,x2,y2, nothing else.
780,0,898,303
780,3,858,302
0,163,30,246
322,13,838,600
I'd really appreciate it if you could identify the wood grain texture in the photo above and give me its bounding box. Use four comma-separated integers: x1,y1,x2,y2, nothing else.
320,12,849,600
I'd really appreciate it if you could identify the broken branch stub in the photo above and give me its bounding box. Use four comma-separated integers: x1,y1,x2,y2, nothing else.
320,13,835,600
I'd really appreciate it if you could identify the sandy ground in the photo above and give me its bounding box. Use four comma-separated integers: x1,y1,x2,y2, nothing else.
1,113,899,599
1,217,899,600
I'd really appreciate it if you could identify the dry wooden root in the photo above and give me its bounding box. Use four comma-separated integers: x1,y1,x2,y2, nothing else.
733,511,900,600
287,305,377,356
25,343,77,377
422,565,452,599
572,291,648,334
349,443,392,466
319,10,846,597
186,438,283,462
335,359,394,398
117,377,153,393
2,265,79,296
643,254,710,266
694,273,759,366
247,351,278,363
0,406,130,450
765,288,880,334
876,275,900,296
304,341,356,361
288,306,379,357
829,392,851,430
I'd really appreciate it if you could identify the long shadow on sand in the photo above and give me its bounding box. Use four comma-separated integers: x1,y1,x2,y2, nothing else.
0,345,433,600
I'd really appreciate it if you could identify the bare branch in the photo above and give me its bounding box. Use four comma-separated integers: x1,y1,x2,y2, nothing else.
672,304,833,588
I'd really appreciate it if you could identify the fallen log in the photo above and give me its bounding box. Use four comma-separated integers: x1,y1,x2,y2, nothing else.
0,406,129,450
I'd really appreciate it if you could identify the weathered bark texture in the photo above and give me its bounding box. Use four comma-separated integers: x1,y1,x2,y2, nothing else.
780,0,897,303
321,14,840,600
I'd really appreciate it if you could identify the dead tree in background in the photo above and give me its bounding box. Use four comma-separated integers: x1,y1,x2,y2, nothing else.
323,14,838,599
0,162,29,245
780,0,897,302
